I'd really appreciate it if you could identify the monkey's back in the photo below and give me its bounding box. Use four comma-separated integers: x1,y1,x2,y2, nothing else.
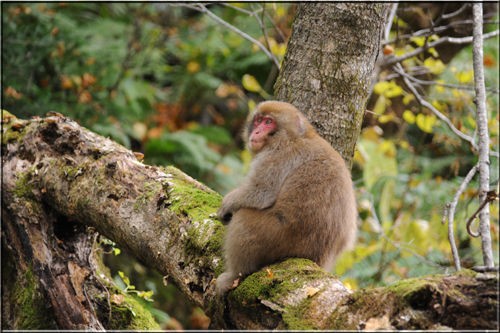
273,137,357,269
225,136,357,274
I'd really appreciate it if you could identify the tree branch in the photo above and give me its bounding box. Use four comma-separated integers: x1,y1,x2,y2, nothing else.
2,113,498,330
443,164,478,271
178,3,281,69
394,64,477,147
383,29,499,67
472,3,495,268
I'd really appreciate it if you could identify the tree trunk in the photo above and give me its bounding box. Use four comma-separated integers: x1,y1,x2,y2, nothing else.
275,3,391,167
2,112,498,330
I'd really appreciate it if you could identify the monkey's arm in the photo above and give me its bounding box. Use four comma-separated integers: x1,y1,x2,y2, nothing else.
217,173,282,223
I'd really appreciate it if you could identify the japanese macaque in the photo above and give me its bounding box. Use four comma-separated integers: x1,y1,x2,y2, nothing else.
216,101,357,295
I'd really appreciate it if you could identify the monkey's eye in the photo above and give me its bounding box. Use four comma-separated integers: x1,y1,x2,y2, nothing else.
264,118,273,125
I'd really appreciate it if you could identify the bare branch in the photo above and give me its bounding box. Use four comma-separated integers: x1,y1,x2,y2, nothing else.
394,63,499,158
365,192,446,269
441,4,470,20
466,190,499,238
180,3,281,69
384,29,499,67
472,3,495,268
444,164,478,271
394,63,477,148
383,18,499,46
384,3,398,41
385,70,500,94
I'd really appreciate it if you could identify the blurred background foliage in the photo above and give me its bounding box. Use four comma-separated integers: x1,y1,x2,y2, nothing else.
2,2,498,329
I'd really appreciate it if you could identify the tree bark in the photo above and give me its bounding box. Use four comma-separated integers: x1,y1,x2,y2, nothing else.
2,112,498,330
275,3,391,167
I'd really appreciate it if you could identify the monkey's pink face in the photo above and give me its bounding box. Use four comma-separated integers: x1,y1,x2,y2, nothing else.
249,114,276,152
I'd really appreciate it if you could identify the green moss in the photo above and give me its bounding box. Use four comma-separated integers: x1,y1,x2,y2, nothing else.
185,220,225,274
134,181,162,210
228,259,328,329
231,258,325,303
107,294,161,330
386,276,441,302
1,113,29,145
90,240,160,330
455,269,477,278
62,165,83,180
166,168,221,221
282,298,316,330
13,167,36,199
159,166,224,271
11,267,57,329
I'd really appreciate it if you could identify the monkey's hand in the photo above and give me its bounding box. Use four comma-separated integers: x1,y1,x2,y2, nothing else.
217,198,235,225
218,189,242,224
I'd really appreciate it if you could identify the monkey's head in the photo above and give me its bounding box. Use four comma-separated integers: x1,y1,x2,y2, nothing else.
245,101,312,153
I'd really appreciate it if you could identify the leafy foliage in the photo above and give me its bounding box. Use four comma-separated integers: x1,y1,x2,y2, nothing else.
2,2,498,328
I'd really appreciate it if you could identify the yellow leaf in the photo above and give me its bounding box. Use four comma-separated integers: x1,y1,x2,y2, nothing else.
373,95,389,115
435,80,445,93
399,140,410,150
424,58,445,75
416,113,437,133
242,74,263,93
247,99,256,112
111,294,125,305
428,34,440,42
353,149,365,166
402,94,414,105
428,47,439,57
187,61,200,73
361,126,383,141
456,70,474,83
378,113,395,124
374,80,404,98
268,37,286,58
431,100,446,112
305,287,320,298
380,140,397,158
373,81,389,95
275,5,286,17
410,36,426,47
402,110,415,124
342,279,357,291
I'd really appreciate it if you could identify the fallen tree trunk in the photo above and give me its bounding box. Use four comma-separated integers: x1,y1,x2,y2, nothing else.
2,112,498,330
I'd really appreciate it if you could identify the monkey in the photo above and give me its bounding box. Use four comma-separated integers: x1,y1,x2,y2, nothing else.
216,101,357,295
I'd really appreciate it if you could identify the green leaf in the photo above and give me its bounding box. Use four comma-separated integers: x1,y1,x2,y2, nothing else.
242,74,262,93
190,125,233,145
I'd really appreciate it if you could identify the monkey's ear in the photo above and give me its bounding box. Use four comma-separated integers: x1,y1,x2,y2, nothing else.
296,114,306,136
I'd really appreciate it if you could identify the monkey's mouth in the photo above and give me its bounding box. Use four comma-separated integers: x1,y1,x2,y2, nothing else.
249,139,266,152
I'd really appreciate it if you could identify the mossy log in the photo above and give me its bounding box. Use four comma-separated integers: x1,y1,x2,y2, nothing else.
2,112,498,330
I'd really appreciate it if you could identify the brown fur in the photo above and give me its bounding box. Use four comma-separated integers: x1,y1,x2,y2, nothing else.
216,101,357,294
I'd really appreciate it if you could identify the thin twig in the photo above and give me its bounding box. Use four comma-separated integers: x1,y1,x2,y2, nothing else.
472,3,494,268
385,70,500,94
395,63,477,148
466,190,498,238
383,19,499,45
395,63,500,159
442,4,470,20
384,3,398,42
444,164,479,271
383,29,499,67
181,3,281,69
365,192,446,270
